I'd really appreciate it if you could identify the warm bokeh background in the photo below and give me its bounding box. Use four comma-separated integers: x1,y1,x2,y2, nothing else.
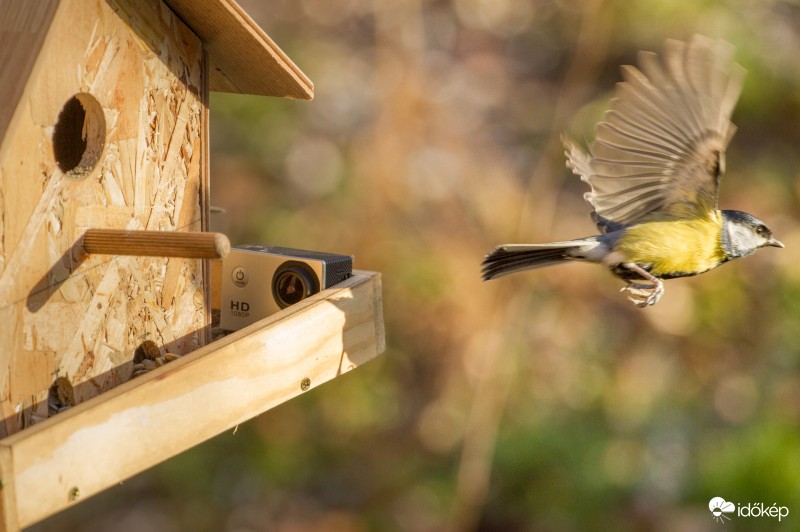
37,1,800,530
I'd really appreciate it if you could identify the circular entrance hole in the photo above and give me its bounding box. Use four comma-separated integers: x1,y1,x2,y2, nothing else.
52,93,105,177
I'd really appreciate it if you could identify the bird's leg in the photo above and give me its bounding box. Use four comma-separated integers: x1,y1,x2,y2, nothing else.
619,263,664,307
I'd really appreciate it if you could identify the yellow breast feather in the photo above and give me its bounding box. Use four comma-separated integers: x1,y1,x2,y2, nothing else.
615,212,726,277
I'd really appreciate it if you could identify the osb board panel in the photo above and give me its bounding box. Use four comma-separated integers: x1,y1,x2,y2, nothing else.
0,0,207,436
0,0,59,149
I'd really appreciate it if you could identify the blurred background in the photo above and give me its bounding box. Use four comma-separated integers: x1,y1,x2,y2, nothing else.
37,0,800,530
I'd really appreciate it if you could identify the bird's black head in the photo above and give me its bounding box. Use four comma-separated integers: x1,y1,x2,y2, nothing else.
720,210,784,259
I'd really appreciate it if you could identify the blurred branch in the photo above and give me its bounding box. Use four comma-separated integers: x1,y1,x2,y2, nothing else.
446,290,523,532
516,0,612,240
449,1,611,529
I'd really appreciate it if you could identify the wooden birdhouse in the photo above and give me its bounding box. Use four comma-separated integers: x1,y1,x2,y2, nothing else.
0,1,384,529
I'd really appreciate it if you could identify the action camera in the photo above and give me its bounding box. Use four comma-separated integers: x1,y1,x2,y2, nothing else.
220,245,353,331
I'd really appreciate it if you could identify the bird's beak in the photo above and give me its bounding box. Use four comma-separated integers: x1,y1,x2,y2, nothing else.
767,237,785,248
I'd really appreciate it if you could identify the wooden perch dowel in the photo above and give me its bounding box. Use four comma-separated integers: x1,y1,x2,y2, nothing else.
83,229,230,259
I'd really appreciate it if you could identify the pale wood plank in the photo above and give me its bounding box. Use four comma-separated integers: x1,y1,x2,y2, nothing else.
1,271,383,528
0,443,19,532
163,0,314,99
200,49,212,342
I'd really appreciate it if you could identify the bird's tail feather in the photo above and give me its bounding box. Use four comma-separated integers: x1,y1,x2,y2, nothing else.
481,242,583,281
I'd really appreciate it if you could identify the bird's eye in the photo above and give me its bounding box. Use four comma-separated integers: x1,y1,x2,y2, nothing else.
756,225,769,237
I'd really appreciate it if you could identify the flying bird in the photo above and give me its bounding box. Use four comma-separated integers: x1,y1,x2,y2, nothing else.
482,35,783,307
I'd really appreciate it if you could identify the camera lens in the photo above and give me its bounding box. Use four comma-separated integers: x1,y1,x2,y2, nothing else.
272,261,319,309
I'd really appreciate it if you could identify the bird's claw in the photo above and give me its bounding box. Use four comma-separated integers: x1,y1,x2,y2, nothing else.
620,279,664,307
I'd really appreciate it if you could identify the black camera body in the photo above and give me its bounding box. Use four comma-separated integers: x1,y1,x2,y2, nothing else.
220,245,353,331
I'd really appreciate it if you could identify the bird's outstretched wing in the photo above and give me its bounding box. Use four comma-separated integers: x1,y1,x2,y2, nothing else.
565,35,745,230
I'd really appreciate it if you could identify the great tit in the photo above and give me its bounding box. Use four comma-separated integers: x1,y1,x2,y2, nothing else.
482,35,783,307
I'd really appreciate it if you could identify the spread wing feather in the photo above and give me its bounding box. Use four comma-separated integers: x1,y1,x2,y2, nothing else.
564,35,745,230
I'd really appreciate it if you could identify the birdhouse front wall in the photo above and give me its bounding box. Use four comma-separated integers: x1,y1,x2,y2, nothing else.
0,0,208,435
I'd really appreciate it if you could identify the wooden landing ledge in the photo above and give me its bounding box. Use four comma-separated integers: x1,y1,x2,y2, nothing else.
0,271,384,530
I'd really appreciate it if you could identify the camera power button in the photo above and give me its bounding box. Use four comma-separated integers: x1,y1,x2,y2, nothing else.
231,266,249,288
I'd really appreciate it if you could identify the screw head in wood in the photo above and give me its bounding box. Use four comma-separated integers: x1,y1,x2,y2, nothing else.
300,377,311,391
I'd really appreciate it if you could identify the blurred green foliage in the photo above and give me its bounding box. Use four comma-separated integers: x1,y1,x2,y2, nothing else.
37,0,800,531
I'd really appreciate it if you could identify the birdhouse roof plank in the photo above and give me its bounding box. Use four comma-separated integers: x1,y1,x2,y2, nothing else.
164,0,314,99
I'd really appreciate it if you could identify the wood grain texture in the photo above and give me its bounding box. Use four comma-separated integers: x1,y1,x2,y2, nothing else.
0,444,18,532
0,271,384,529
0,0,208,434
200,49,212,343
164,0,314,99
83,229,230,259
0,0,59,148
